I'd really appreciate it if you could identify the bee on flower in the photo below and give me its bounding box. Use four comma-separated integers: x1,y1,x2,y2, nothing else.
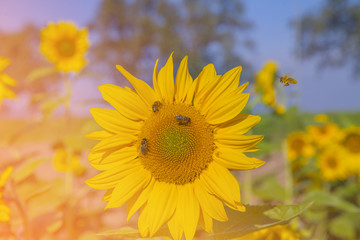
86,53,265,240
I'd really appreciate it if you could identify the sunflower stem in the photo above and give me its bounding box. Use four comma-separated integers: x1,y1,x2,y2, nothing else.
283,140,293,204
9,180,32,240
64,74,72,123
243,171,253,204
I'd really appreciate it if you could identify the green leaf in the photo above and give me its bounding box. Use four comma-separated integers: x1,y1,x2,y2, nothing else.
13,158,46,183
329,214,356,239
304,190,360,213
262,202,313,221
211,202,312,240
27,66,58,82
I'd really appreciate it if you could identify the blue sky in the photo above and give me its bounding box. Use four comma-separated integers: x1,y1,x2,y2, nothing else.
0,0,359,113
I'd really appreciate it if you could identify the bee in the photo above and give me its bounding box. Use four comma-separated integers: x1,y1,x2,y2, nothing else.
140,138,148,155
152,101,162,112
280,75,297,87
175,115,191,125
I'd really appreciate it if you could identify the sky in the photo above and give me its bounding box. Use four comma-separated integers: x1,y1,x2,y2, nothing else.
0,0,359,114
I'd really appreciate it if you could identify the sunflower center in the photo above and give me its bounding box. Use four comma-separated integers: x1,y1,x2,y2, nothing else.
138,104,213,185
57,39,76,57
291,139,305,153
343,133,360,154
326,157,338,169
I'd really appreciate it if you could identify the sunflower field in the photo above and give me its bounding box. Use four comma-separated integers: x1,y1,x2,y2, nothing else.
1,1,360,240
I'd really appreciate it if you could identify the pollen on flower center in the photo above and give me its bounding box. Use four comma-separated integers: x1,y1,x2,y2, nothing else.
138,104,214,185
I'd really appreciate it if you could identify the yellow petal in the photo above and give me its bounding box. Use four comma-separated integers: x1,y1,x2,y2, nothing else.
174,56,193,104
205,92,249,125
0,166,13,187
116,65,156,106
152,59,161,101
139,181,177,236
86,162,142,190
168,214,183,240
200,162,242,209
89,147,138,171
99,84,149,121
215,114,261,135
0,75,17,86
85,130,113,140
106,167,151,209
90,108,141,134
194,180,228,222
215,135,264,150
176,184,200,240
126,178,155,221
156,53,174,103
213,148,265,170
200,66,242,113
193,64,217,108
198,208,213,233
90,133,137,153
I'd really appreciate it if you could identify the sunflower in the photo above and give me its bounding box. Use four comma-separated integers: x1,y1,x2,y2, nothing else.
0,57,17,109
40,21,89,73
339,127,360,173
307,123,340,148
235,224,300,240
0,166,13,222
53,145,85,176
86,54,264,240
287,131,315,161
254,61,278,106
317,146,349,181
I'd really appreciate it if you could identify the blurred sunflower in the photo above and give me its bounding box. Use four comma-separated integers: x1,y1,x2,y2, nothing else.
254,61,277,106
287,131,315,161
307,123,339,148
86,54,264,240
40,21,89,73
0,166,13,222
235,224,300,240
339,127,360,172
317,146,349,181
0,57,17,109
53,145,85,176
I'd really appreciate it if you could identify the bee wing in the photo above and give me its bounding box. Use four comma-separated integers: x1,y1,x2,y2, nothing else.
288,78,297,84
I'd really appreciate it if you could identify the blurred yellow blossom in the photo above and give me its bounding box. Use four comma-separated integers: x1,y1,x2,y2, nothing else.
53,147,85,176
287,132,315,161
307,123,340,148
339,127,360,172
317,146,349,181
0,166,13,222
235,224,300,240
0,57,17,109
314,113,329,123
254,61,278,107
274,104,286,115
40,21,89,73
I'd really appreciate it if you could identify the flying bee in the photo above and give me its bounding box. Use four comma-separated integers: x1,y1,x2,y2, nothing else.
175,115,191,125
152,101,162,112
280,74,297,87
140,138,148,155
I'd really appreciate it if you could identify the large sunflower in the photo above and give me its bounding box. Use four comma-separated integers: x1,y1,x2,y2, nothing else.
40,21,89,73
86,54,264,240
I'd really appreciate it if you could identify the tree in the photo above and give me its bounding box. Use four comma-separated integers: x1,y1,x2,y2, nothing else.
89,0,253,84
295,0,360,74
